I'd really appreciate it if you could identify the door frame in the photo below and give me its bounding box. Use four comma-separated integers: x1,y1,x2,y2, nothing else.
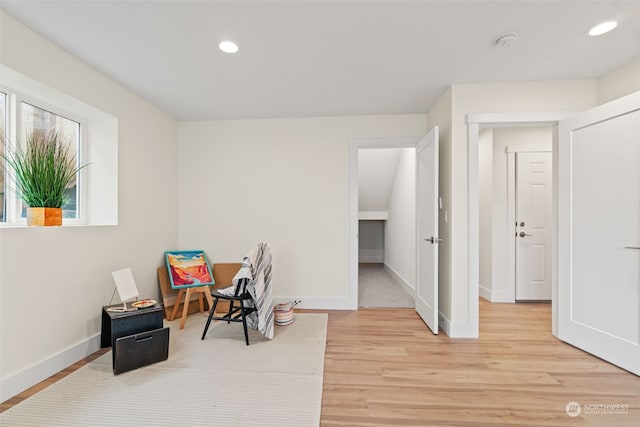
349,137,420,310
467,112,574,336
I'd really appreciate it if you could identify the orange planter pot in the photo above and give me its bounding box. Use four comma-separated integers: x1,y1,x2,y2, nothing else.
27,207,63,226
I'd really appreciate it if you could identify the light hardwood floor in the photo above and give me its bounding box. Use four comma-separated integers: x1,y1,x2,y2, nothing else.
2,300,639,426
321,300,639,426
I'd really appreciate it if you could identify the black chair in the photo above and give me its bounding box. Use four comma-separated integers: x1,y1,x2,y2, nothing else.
201,278,256,345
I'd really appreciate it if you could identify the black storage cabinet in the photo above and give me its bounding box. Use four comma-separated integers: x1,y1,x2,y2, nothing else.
101,305,169,375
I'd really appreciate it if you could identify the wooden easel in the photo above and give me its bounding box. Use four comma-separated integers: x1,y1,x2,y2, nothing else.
157,264,240,329
169,285,214,330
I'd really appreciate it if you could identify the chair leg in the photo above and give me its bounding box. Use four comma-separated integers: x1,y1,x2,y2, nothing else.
203,287,214,311
239,299,250,346
226,300,235,324
201,297,220,340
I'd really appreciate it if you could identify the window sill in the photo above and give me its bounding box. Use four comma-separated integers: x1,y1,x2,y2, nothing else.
0,222,116,229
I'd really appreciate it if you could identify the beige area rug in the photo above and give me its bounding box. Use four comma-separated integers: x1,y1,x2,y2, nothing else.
1,312,327,427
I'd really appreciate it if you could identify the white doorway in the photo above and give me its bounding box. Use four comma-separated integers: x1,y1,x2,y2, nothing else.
468,93,640,375
349,129,440,335
349,138,419,311
468,111,575,337
356,147,415,308
477,126,554,303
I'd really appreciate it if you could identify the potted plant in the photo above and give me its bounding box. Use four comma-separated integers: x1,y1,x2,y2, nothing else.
0,129,88,226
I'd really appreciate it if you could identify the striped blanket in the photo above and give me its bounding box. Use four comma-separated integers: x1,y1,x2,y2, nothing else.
220,242,275,339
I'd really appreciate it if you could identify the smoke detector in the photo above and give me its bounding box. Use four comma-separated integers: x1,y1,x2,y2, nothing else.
495,32,518,48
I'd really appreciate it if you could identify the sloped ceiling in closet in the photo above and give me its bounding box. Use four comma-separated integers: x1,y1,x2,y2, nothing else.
358,148,402,215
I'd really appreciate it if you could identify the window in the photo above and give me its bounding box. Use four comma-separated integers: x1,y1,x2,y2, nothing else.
1,64,118,227
0,91,6,222
21,102,82,219
1,87,85,223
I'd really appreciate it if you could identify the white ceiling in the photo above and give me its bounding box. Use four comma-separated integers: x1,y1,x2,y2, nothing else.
358,148,402,213
2,1,639,121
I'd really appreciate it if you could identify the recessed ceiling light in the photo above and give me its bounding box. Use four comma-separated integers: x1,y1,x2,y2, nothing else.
219,41,239,54
588,21,618,36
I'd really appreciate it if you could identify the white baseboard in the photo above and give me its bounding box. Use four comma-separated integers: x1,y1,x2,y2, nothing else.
448,321,479,338
438,304,478,337
358,255,384,263
358,249,384,263
438,312,451,336
383,263,415,296
1,333,102,402
479,284,515,303
479,284,492,301
489,291,515,303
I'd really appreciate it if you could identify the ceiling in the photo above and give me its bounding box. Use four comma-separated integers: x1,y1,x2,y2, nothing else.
358,148,402,213
2,1,639,121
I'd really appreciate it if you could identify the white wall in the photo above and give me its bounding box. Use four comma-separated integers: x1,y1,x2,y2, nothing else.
448,80,598,336
478,128,493,300
0,12,179,400
384,147,416,289
359,220,384,263
178,115,427,308
597,56,640,105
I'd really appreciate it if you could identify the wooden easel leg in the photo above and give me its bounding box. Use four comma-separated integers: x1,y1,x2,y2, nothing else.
169,289,185,321
170,286,214,330
198,292,204,312
193,285,213,313
180,288,193,330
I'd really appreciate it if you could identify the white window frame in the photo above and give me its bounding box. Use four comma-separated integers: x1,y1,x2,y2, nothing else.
1,64,119,227
0,84,88,225
0,89,8,223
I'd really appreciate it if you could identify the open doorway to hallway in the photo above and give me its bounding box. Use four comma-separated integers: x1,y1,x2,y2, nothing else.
478,125,554,307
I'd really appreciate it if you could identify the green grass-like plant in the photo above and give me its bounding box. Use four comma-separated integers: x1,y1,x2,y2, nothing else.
0,129,88,208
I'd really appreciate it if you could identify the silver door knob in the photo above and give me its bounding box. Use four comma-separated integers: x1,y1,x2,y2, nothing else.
519,232,532,238
425,236,443,244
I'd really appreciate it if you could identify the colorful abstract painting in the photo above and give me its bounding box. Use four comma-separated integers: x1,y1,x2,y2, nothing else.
165,250,215,289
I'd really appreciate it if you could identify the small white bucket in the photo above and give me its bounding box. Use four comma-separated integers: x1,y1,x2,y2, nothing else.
274,300,299,326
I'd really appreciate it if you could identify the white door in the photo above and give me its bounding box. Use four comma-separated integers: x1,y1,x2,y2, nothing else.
515,151,552,301
416,126,439,334
558,91,640,375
